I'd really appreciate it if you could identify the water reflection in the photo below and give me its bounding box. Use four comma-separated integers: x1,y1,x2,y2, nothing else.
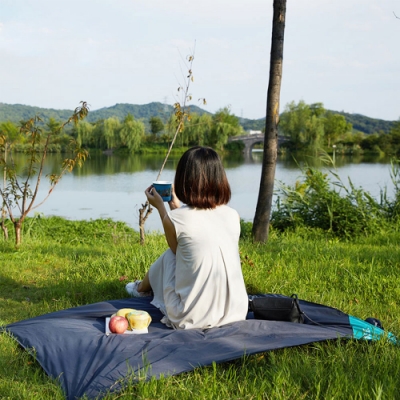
10,150,393,177
5,151,396,232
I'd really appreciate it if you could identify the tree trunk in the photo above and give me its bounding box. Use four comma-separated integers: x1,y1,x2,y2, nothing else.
14,220,22,246
2,147,8,240
1,218,8,240
252,0,287,243
139,202,152,246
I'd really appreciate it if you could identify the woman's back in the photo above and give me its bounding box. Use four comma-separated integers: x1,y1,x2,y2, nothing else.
159,205,248,329
171,205,240,270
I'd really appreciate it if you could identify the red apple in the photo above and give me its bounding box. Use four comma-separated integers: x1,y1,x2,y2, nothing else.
109,316,128,334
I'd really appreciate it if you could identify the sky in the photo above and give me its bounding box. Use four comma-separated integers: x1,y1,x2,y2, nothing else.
1,0,400,122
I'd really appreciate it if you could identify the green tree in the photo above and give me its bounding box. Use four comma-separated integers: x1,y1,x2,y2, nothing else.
0,121,21,238
280,100,312,148
0,102,89,246
194,113,213,145
309,102,325,117
390,120,400,136
103,117,121,150
91,120,107,149
149,116,164,141
46,118,62,133
389,120,400,155
376,132,393,155
280,101,354,151
307,114,325,153
46,118,75,152
360,133,381,153
209,107,242,150
324,112,352,147
0,121,20,141
165,114,179,142
75,120,94,148
338,130,364,152
119,114,145,152
180,113,212,146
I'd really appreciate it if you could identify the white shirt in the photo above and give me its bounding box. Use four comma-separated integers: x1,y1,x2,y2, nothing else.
149,205,248,329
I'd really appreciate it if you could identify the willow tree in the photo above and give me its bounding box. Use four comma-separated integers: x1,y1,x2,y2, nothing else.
119,114,145,152
253,0,287,242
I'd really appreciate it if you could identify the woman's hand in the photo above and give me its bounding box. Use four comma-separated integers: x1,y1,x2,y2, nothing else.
168,185,181,210
144,185,165,211
144,185,177,253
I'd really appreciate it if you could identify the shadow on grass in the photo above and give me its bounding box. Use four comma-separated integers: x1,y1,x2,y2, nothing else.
0,272,130,325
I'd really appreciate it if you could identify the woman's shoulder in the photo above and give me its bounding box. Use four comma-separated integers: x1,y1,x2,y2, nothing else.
172,204,238,214
215,204,240,217
170,204,190,215
169,204,238,219
168,205,191,223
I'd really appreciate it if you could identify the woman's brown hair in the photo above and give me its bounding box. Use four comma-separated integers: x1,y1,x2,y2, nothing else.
174,146,231,209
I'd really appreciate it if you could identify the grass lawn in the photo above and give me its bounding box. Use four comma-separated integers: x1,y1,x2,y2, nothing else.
1,216,399,399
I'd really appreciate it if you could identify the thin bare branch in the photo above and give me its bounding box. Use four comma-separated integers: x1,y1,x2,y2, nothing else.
156,50,196,181
23,133,51,216
0,187,16,223
32,148,88,212
139,46,199,244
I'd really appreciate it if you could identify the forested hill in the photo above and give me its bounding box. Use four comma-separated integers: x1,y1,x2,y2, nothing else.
0,102,211,125
0,102,396,134
0,103,74,124
335,111,395,135
87,102,211,123
240,111,397,134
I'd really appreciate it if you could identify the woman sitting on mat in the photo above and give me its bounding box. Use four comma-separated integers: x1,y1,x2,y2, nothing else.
126,146,248,329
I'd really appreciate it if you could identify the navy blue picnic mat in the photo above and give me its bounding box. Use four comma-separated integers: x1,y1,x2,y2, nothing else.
3,295,394,399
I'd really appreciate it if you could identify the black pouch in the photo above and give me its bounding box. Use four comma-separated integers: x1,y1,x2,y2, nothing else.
249,294,304,323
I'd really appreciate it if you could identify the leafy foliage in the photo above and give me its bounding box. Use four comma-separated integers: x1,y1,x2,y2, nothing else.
2,102,395,138
239,219,253,239
208,107,243,150
241,117,265,132
270,159,400,238
0,103,74,125
337,111,395,134
358,121,400,156
279,101,353,151
149,116,164,138
243,110,395,136
0,102,211,128
1,108,244,154
0,102,89,245
224,140,245,153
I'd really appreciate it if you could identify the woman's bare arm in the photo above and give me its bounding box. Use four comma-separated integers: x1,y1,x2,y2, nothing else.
145,185,178,254
162,214,177,254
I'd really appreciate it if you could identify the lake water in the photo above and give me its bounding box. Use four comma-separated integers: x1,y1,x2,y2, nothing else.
12,151,396,232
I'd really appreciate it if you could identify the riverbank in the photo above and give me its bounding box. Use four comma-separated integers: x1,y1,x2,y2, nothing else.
1,217,399,399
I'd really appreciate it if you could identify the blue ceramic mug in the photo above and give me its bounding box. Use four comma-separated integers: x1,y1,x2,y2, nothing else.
152,181,172,202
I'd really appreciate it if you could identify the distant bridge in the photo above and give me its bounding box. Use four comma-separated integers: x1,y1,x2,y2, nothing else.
228,134,288,156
